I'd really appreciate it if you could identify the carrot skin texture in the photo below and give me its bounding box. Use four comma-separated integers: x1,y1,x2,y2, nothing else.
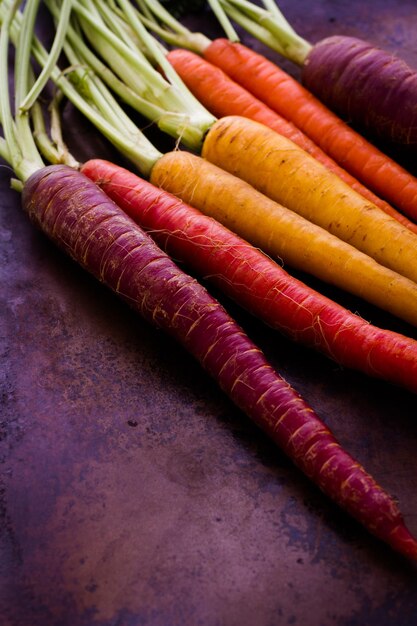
204,39,417,222
166,48,417,233
201,115,417,285
21,165,417,560
83,157,417,395
303,35,417,147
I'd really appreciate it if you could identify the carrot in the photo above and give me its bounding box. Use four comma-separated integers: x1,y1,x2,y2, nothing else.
200,115,417,284
212,0,417,151
302,36,417,147
144,149,417,327
202,37,417,222
166,47,417,234
56,1,417,286
83,157,417,396
16,2,417,328
4,2,417,560
20,166,417,561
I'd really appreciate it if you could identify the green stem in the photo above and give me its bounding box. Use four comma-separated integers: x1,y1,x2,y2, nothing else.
2,1,163,178
125,1,211,54
31,99,63,164
114,0,207,109
135,0,155,21
137,0,189,36
64,0,217,150
92,0,140,53
46,0,165,122
72,0,173,97
0,0,42,182
207,0,240,42
61,35,158,151
219,0,312,64
0,136,12,164
261,0,298,35
19,0,73,112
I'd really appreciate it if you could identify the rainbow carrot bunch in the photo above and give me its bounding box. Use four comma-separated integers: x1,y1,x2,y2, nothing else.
37,0,417,292
7,0,417,330
136,0,417,224
4,0,417,563
210,0,417,151
195,0,417,221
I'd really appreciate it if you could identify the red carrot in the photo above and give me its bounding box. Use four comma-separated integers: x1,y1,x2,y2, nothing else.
82,157,417,396
166,47,417,233
22,164,417,561
203,38,417,222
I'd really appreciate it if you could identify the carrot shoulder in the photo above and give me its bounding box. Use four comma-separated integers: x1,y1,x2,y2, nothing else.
22,163,417,560
201,115,417,286
83,157,417,395
167,47,417,234
204,39,417,222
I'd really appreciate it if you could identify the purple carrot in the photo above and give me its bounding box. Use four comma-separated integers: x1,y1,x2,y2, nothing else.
302,35,417,147
21,164,417,561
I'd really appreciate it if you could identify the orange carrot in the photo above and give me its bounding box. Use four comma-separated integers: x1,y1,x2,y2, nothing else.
167,47,417,234
203,38,417,222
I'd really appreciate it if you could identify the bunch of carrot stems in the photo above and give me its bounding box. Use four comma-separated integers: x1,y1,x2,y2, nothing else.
1,0,417,562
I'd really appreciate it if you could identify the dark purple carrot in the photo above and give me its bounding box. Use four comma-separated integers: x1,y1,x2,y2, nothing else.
214,0,417,149
301,35,417,147
20,164,417,561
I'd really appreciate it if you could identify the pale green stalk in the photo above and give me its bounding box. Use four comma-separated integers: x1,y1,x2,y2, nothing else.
45,0,165,121
126,0,211,53
1,3,163,177
206,0,240,41
0,0,43,182
261,0,298,35
219,0,312,64
61,36,148,140
114,0,205,105
56,0,216,150
0,137,12,163
92,0,140,53
135,0,154,21
19,0,73,112
136,0,190,35
31,99,63,164
71,0,175,97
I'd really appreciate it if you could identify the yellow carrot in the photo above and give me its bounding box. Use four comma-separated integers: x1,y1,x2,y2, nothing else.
201,116,417,285
150,150,417,327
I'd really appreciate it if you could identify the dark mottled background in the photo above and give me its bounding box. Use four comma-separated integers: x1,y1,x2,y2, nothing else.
1,2,417,625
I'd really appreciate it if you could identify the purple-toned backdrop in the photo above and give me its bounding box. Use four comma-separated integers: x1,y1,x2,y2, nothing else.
1,2,417,625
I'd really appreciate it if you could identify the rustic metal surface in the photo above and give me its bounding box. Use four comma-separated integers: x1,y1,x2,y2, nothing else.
1,2,417,625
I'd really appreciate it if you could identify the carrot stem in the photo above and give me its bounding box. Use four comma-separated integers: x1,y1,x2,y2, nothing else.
67,0,216,149
218,0,311,63
19,0,73,112
132,0,212,53
206,0,240,42
0,0,42,182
